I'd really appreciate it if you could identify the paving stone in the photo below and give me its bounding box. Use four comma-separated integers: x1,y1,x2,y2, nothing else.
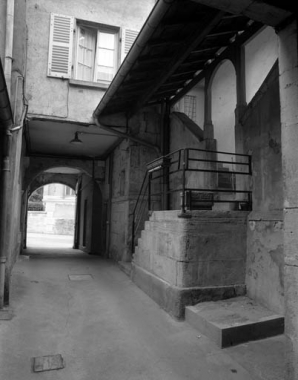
32,354,64,372
68,274,93,281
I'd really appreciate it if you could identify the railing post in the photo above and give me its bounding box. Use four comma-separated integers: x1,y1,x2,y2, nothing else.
148,172,152,212
180,149,187,214
248,154,252,175
131,211,135,254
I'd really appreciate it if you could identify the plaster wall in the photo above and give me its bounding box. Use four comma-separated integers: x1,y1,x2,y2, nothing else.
25,0,155,123
245,26,278,103
174,84,205,128
242,62,283,314
169,113,206,209
212,59,236,154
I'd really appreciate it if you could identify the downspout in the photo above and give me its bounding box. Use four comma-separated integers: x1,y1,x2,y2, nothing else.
0,126,12,308
4,0,14,98
0,0,19,308
0,60,13,309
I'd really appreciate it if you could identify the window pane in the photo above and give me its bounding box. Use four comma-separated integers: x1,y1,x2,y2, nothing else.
97,48,114,67
184,95,196,122
96,66,114,82
98,32,115,49
77,27,96,81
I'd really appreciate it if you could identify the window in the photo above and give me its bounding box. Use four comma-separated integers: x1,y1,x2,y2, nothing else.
76,25,118,83
184,95,197,122
48,13,139,84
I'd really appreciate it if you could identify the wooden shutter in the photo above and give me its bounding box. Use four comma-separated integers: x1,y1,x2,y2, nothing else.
48,14,74,78
121,29,139,62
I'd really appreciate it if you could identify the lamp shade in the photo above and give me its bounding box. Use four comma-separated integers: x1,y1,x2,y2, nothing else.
70,132,82,145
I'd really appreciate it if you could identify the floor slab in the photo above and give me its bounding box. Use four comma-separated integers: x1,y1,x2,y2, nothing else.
0,249,285,380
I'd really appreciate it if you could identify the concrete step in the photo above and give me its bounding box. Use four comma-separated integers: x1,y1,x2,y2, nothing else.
185,296,284,348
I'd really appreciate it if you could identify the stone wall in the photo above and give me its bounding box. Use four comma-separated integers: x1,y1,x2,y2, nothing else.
242,62,284,314
108,109,161,262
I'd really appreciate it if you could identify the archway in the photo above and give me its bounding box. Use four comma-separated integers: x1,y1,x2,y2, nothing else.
26,183,77,252
23,165,105,256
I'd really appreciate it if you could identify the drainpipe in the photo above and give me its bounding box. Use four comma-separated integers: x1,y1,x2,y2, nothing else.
0,127,12,308
4,0,15,98
0,57,13,309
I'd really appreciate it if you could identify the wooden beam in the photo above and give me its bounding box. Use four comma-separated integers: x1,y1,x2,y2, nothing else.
189,0,292,27
129,10,226,116
170,20,263,105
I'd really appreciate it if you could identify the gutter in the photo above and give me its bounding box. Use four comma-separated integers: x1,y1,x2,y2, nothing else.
93,0,177,120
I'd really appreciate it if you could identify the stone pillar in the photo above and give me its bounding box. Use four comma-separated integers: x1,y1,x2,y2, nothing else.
278,19,298,380
203,72,217,188
203,72,214,142
233,45,247,155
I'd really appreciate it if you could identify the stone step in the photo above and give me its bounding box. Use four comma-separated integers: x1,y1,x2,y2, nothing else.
185,296,284,348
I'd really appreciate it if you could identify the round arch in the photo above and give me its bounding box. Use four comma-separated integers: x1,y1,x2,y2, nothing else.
28,173,78,198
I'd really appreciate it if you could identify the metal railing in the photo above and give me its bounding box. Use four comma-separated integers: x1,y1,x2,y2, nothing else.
131,148,252,253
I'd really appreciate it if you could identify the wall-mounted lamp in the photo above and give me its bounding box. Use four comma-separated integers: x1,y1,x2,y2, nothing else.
69,131,83,145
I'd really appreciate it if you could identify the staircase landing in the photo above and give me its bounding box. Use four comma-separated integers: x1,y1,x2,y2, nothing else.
185,296,284,348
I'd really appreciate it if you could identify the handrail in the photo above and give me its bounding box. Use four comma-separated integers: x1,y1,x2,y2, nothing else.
131,148,252,254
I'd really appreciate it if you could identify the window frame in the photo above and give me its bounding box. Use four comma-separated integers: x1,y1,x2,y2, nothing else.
73,20,120,85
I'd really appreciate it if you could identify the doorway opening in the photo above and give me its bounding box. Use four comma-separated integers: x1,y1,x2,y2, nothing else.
26,183,76,252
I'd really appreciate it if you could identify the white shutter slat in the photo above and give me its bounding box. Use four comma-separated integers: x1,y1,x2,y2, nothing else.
48,14,74,78
121,29,139,62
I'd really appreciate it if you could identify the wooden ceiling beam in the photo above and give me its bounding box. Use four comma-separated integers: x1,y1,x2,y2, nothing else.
170,20,263,105
129,9,226,116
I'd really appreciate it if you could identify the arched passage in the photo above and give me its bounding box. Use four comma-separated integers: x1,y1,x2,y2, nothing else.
26,183,77,251
23,165,105,256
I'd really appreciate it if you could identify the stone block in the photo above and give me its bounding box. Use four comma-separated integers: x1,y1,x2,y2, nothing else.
284,209,298,267
132,263,246,319
185,297,284,348
177,259,245,288
151,254,177,285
